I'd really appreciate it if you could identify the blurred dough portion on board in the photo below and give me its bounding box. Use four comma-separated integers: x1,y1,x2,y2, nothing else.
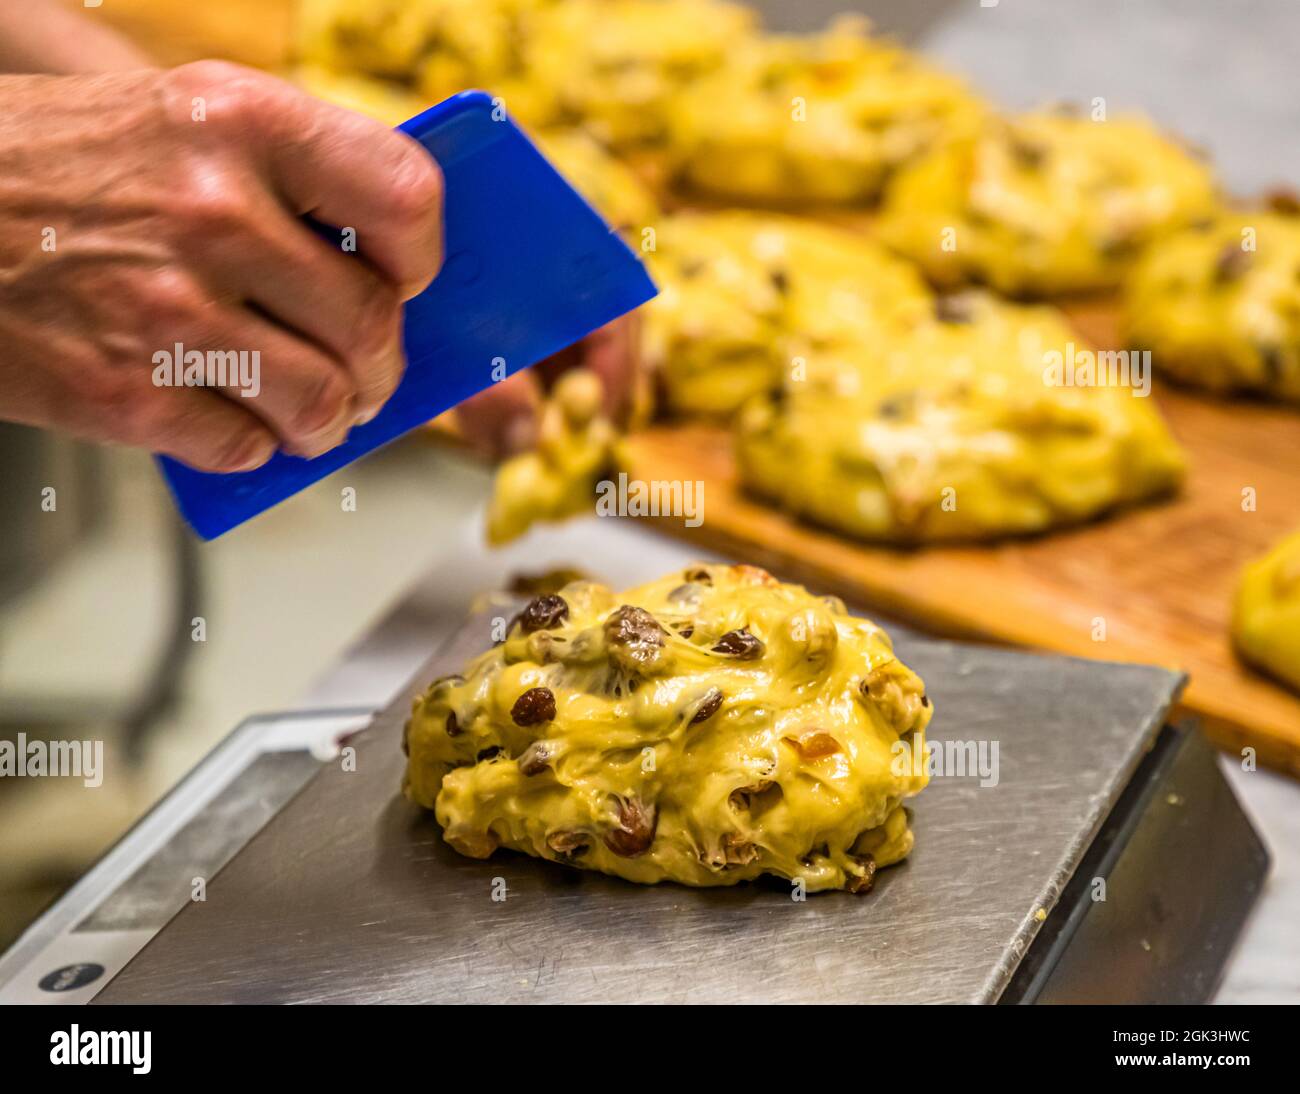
668,16,987,206
296,0,554,125
531,129,659,232
520,0,759,148
736,292,1187,543
403,564,930,892
1234,530,1300,693
876,111,1218,295
296,0,433,77
643,211,931,417
1125,207,1300,402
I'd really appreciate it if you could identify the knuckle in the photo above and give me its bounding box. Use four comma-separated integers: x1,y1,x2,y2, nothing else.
79,365,134,417
207,425,272,473
359,368,399,412
291,365,352,437
387,139,443,230
172,60,275,120
101,328,153,376
374,362,404,404
178,170,253,238
366,350,405,406
144,268,206,330
122,393,172,449
173,59,246,92
83,369,154,444
350,276,401,359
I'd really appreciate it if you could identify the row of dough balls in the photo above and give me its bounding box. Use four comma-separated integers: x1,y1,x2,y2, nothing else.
297,1,984,200
636,210,1188,541
478,206,1186,545
473,202,1192,546
296,49,1300,413
298,0,1222,289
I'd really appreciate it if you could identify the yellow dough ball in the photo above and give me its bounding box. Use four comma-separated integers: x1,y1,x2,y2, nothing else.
1234,530,1300,692
736,292,1186,542
643,211,930,416
297,0,554,126
876,110,1218,296
520,0,759,148
297,0,434,78
668,16,987,206
1125,208,1300,401
532,129,659,232
403,564,931,892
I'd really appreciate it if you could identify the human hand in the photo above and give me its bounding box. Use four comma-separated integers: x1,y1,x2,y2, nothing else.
0,61,443,471
454,311,644,460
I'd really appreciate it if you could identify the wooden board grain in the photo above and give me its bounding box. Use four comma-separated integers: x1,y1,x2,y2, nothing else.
624,307,1300,777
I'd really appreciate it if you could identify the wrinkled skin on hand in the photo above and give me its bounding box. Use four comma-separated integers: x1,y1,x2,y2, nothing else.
0,61,443,470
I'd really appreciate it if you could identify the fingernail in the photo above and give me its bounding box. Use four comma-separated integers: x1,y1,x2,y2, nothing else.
356,350,405,426
294,401,354,459
231,441,273,473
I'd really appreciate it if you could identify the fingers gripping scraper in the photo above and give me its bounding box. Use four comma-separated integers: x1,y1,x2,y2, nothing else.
156,91,658,539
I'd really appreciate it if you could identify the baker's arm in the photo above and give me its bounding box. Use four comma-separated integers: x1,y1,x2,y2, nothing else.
0,0,152,73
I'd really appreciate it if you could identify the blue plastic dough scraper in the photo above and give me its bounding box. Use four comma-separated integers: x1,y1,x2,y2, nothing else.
156,90,658,539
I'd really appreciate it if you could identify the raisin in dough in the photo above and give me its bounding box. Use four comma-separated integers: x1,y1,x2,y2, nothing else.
876,111,1218,296
1125,209,1300,402
736,292,1186,543
1234,530,1300,693
668,15,986,206
403,565,930,893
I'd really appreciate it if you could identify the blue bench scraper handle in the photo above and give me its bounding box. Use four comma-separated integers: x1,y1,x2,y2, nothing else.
156,90,658,539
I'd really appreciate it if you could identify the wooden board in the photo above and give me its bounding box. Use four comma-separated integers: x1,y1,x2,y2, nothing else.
625,302,1300,777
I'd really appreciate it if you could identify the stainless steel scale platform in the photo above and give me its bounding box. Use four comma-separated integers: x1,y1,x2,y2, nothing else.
0,535,1268,1004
